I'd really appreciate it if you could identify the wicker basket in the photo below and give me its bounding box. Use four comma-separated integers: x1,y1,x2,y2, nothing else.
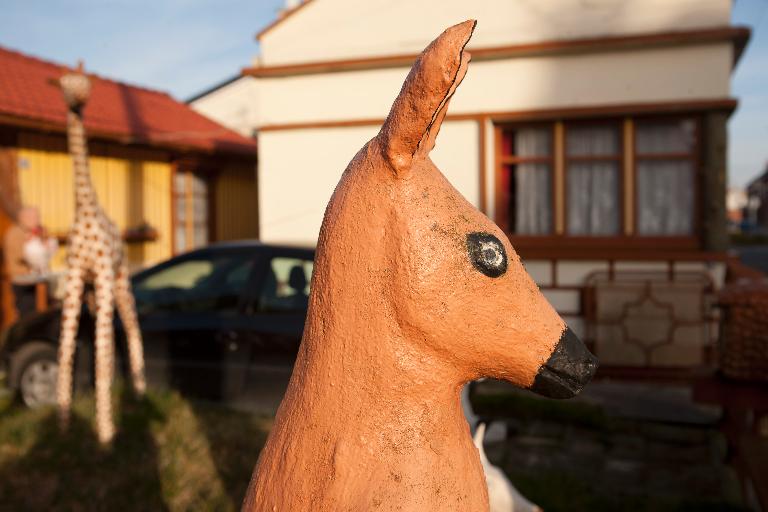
718,280,768,382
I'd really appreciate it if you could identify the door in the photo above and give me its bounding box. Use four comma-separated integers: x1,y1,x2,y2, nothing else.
0,146,20,329
131,248,258,399
239,249,314,412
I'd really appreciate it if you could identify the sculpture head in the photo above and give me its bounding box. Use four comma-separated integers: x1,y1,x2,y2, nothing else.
317,20,597,399
58,62,91,112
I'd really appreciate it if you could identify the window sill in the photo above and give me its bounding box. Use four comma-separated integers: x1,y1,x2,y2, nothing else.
54,232,160,245
505,235,728,261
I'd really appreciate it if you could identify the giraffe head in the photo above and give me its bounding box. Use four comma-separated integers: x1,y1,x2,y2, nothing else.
320,20,598,398
58,62,91,112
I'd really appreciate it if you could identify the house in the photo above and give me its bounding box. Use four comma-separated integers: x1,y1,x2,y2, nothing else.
746,164,768,231
726,187,747,229
190,0,750,376
0,46,259,327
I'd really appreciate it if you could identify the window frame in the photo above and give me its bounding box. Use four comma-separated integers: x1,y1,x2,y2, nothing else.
172,164,216,254
632,114,701,238
563,118,624,237
493,115,701,252
494,122,557,236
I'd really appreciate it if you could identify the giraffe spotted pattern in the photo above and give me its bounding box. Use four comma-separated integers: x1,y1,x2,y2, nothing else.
56,68,146,445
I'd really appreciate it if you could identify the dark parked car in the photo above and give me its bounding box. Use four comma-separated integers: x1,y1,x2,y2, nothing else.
0,241,314,411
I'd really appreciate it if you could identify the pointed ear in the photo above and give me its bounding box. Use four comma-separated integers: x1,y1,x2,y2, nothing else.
378,19,475,176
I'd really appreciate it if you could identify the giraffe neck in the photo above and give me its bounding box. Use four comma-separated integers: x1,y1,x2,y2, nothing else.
66,109,98,213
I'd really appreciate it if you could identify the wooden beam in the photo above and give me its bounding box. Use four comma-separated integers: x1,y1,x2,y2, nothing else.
244,26,751,78
623,118,635,235
554,121,565,235
478,118,487,213
257,98,739,132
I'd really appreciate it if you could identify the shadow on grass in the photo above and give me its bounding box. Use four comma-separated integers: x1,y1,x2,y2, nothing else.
0,390,167,511
187,401,271,508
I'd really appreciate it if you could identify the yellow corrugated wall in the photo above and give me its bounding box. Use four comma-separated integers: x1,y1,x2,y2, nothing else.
215,162,259,242
16,133,172,271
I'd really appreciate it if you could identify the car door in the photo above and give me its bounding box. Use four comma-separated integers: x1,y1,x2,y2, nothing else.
131,248,259,400
237,248,314,412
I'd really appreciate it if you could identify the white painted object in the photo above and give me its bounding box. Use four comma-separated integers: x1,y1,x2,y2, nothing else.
23,236,58,274
461,383,507,442
474,423,542,512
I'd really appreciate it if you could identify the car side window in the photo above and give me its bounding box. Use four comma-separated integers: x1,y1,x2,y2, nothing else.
134,253,256,314
257,256,314,314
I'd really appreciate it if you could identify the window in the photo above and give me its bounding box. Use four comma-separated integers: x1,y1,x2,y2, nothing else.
257,256,314,314
498,126,553,234
133,253,255,314
566,123,621,235
175,170,210,252
495,116,698,242
635,119,696,235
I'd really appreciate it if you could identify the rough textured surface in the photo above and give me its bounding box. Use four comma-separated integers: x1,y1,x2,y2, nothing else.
243,20,594,511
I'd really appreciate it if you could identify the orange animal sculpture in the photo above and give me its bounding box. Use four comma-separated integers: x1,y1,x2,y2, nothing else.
243,20,597,511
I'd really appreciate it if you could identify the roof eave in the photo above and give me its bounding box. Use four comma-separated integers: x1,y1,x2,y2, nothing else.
0,111,257,158
255,0,315,41
243,25,752,79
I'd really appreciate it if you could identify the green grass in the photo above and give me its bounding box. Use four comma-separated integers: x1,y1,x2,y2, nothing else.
0,389,271,511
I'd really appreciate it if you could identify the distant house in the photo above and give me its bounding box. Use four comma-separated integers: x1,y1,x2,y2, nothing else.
746,165,768,231
726,187,747,228
190,0,750,375
0,46,259,326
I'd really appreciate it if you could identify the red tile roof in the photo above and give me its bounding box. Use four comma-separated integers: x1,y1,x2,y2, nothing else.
0,46,256,156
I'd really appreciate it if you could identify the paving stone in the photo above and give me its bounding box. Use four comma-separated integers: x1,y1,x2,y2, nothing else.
526,420,567,439
479,384,742,508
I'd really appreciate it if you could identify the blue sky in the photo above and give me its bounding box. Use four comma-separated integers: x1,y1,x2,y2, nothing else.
732,0,768,187
1,0,766,187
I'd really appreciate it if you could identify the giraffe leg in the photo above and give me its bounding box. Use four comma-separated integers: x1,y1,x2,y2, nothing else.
115,263,146,396
57,265,85,431
93,269,116,445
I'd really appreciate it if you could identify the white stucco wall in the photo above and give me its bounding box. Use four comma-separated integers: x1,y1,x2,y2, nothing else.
259,0,731,66
255,43,732,126
190,0,735,252
189,76,261,137
258,120,479,245
258,126,376,244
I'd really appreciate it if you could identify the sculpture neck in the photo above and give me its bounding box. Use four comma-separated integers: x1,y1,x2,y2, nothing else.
66,109,97,213
294,310,466,440
246,309,483,511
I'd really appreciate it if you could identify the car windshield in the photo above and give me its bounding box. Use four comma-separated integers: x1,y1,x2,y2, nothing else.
133,252,255,314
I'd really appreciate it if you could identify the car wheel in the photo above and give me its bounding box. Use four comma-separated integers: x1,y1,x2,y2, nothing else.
13,342,59,408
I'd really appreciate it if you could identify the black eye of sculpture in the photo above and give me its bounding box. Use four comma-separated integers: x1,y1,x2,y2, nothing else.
466,232,507,278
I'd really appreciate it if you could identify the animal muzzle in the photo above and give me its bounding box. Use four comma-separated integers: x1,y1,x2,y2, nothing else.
529,327,598,399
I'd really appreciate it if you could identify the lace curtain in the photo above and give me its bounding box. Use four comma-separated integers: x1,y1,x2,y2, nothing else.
637,161,693,234
636,120,695,235
566,125,620,235
514,128,552,235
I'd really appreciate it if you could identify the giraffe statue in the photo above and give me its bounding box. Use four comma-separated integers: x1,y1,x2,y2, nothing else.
55,63,146,445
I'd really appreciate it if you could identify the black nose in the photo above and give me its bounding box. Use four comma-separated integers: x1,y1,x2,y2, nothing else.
529,327,598,399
